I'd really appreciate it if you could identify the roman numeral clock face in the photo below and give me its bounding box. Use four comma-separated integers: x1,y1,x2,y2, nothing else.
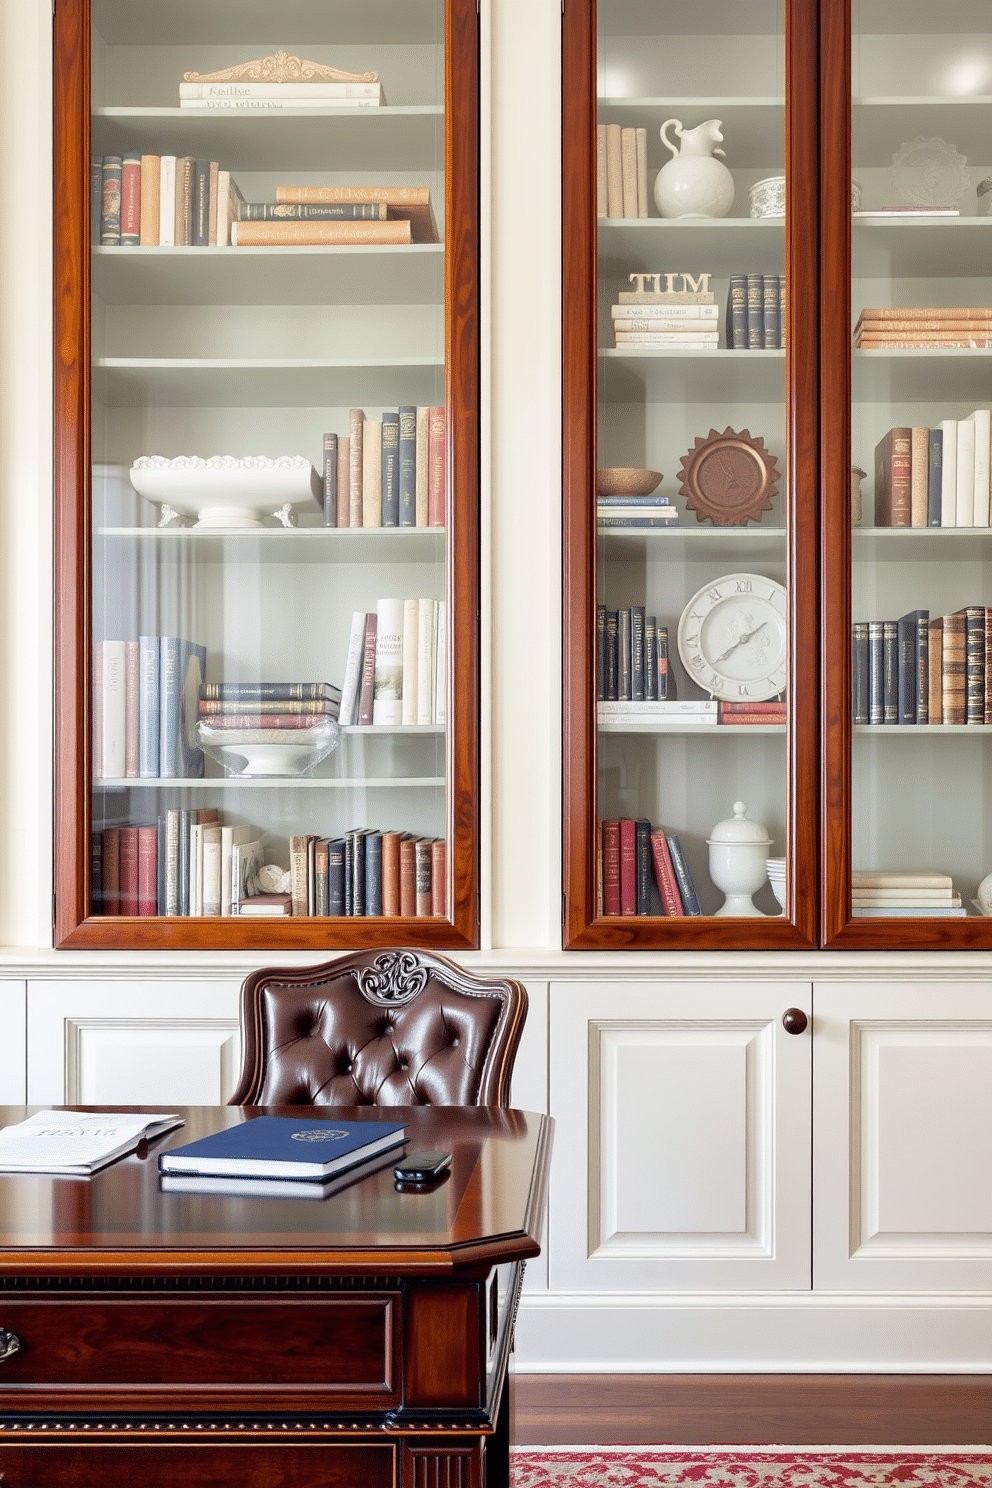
677,573,788,700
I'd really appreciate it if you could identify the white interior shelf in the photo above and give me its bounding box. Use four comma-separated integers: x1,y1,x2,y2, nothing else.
598,348,785,401
98,528,446,564
598,720,785,734
599,528,787,564
92,358,444,407
95,776,445,789
598,219,784,278
852,349,992,402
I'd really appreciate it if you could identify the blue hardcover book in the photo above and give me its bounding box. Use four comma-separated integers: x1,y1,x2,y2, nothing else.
381,411,400,527
328,838,346,916
158,1114,408,1180
665,833,702,915
596,495,670,508
927,428,943,527
159,636,181,777
398,406,417,526
138,634,160,777
322,431,338,527
365,830,383,916
896,610,922,724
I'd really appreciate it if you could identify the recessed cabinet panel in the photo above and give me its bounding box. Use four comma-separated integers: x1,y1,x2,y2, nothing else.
54,0,480,949
549,981,812,1290
813,981,992,1291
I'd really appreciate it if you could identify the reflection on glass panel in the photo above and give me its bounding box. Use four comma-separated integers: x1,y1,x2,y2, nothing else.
88,0,449,922
849,0,992,921
595,0,788,919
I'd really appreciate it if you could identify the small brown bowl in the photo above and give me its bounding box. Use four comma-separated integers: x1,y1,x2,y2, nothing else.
596,468,663,497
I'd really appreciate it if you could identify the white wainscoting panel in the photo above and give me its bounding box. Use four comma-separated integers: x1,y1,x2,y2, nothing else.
27,980,242,1106
548,980,812,1291
814,980,992,1291
0,981,26,1102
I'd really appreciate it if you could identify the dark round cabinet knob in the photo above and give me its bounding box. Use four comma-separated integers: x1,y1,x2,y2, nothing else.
782,1008,808,1036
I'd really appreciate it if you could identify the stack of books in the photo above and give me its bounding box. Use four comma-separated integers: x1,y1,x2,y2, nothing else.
596,494,679,530
599,818,703,917
289,831,446,918
179,65,385,110
92,810,267,918
873,416,991,528
596,608,673,702
232,185,437,247
854,307,992,350
197,682,340,733
324,407,445,528
338,601,446,729
726,273,787,349
852,870,966,917
718,699,787,726
93,153,244,247
852,607,992,726
611,288,719,350
596,124,648,219
94,636,205,781
598,700,717,724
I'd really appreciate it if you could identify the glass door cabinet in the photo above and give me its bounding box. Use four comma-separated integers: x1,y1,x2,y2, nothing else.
54,0,480,948
563,0,820,947
822,0,992,946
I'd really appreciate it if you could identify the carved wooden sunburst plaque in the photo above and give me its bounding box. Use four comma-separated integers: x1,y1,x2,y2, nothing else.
678,427,779,526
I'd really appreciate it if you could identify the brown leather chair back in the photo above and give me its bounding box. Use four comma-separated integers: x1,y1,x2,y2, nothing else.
229,949,527,1108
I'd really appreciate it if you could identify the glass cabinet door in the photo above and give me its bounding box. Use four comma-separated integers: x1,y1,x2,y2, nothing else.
563,0,819,947
822,0,992,945
54,0,479,948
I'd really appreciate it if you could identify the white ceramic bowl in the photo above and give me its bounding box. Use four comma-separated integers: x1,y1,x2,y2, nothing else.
130,455,323,529
748,176,785,218
197,718,340,777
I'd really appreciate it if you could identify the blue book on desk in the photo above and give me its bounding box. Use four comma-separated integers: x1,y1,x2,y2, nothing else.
158,1115,408,1180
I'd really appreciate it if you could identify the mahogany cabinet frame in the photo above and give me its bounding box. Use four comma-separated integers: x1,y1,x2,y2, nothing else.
562,0,821,948
53,0,481,950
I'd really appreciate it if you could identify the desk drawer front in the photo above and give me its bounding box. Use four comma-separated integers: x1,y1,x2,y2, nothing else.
0,1442,396,1488
0,1297,398,1408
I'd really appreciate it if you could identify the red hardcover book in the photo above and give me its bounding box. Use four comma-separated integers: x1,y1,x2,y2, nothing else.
118,826,140,917
120,152,141,244
137,825,158,915
357,613,378,726
873,427,912,527
720,699,787,715
602,820,621,915
427,405,446,526
619,818,637,916
102,826,120,915
649,829,685,916
399,836,418,916
431,840,446,916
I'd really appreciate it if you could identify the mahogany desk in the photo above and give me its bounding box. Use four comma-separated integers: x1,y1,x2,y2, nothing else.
0,1104,552,1488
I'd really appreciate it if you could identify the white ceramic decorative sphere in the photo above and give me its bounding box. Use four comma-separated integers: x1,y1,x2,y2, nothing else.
976,873,992,914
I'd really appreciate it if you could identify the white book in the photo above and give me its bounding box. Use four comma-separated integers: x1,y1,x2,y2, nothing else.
938,418,957,526
338,610,368,726
201,824,223,917
596,124,607,218
102,638,126,778
417,598,436,725
0,1109,182,1175
611,304,720,319
189,822,203,916
362,419,382,528
615,332,720,346
967,409,991,526
635,127,648,218
415,406,430,526
158,155,176,247
179,97,380,110
220,824,253,916
372,597,404,725
614,318,719,333
401,597,420,726
179,81,381,100
956,418,976,526
215,168,231,247
598,700,719,715
230,838,263,913
434,601,446,726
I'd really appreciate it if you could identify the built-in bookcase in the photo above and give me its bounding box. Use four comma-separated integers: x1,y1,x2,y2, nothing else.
564,0,992,949
54,0,480,949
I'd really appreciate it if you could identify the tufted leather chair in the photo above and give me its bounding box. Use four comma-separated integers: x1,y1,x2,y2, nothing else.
228,949,528,1108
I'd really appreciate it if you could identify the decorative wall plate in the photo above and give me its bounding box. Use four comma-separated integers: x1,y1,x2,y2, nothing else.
678,427,778,526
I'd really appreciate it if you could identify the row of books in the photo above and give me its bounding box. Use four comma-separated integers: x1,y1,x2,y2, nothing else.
596,495,679,529
597,609,673,702
852,608,992,726
322,407,445,529
851,869,966,918
197,682,340,733
92,811,262,917
339,601,446,728
596,124,648,219
287,831,445,918
599,818,702,917
179,79,385,109
598,700,786,726
873,416,991,528
93,636,205,781
94,154,436,247
611,287,719,349
726,274,787,350
854,306,992,350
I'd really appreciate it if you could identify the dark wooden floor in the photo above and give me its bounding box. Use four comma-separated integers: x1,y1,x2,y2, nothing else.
513,1375,992,1445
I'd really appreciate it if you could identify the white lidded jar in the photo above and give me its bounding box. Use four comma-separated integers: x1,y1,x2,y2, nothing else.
707,801,772,916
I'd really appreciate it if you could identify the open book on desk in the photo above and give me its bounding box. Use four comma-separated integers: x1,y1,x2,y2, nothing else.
0,1110,183,1175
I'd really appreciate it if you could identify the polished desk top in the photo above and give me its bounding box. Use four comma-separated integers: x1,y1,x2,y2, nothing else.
0,1106,553,1278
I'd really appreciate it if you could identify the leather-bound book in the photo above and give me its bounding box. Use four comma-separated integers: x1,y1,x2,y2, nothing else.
415,839,433,916
139,155,160,244
431,840,445,916
649,830,684,917
399,837,418,917
873,427,912,526
619,818,637,915
121,152,141,245
941,611,967,724
349,409,365,526
381,832,402,916
602,821,621,915
137,826,158,916
119,826,140,917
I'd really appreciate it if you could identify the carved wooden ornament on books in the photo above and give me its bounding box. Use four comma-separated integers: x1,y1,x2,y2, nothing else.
678,427,779,526
184,52,379,84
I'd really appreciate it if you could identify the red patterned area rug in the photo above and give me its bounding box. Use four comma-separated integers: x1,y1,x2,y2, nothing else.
510,1446,992,1488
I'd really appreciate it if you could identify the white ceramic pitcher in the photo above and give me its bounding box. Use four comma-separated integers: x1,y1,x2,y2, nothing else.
653,118,736,219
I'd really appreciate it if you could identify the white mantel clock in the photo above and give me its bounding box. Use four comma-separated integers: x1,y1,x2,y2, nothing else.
677,572,787,701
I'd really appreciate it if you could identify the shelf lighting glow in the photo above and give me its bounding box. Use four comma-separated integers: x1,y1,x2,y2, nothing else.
939,55,992,96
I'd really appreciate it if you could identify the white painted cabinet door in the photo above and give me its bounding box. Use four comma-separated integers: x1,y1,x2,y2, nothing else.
27,981,242,1106
548,980,812,1291
814,981,992,1292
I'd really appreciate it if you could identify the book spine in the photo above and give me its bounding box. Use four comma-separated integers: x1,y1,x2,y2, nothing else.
618,609,631,699
124,639,140,777
927,428,943,527
120,152,141,245
431,840,446,916
102,827,121,915
649,830,684,916
605,123,622,217
328,839,346,916
634,819,652,915
745,274,764,349
910,427,929,527
381,833,401,916
230,219,410,246
102,639,126,778
365,833,383,917
417,598,436,725
965,607,985,723
336,435,351,528
158,637,180,775
916,614,930,725
277,184,431,206
100,156,122,246
939,419,957,527
596,124,607,218
181,81,382,98
620,128,637,218
235,202,386,220
175,157,194,246
90,155,102,246
762,274,779,350
928,618,943,724
322,431,337,526
658,625,673,699
882,620,898,723
986,609,992,725
362,418,382,527
357,614,378,726
164,810,179,915
200,682,339,702
956,419,975,526
201,827,221,917
778,274,787,349
398,406,417,526
941,613,967,724
314,839,329,918
381,410,400,527
619,818,637,915
372,597,404,726
665,834,702,914
433,600,446,725
415,406,430,526
644,615,657,701
348,409,364,526
873,427,912,527
119,826,140,917
91,830,102,915
726,275,746,348
139,154,160,245
339,610,369,726
215,168,230,246
197,713,331,729
207,161,218,245
415,839,433,916
399,838,418,916
868,620,884,724
427,406,446,526
896,614,917,724
158,155,176,247
635,128,648,217
602,821,621,915
630,606,645,701
852,622,869,725
605,610,619,700
401,598,420,727
970,409,991,526
290,836,310,918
